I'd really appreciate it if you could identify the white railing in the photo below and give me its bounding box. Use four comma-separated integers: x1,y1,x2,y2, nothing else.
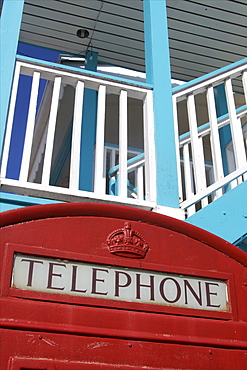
105,146,145,200
173,59,247,216
2,56,247,217
0,57,156,209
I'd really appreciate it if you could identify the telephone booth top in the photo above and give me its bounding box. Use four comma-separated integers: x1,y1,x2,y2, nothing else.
1,203,247,369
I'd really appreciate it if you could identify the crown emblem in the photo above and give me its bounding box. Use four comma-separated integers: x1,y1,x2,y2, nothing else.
107,222,149,258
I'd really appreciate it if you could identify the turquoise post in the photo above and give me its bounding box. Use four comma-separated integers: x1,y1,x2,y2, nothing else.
214,84,231,176
0,0,24,156
143,0,179,208
79,51,98,191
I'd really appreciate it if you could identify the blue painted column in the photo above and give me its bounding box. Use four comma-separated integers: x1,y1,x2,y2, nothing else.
143,0,179,208
0,0,24,155
79,51,98,191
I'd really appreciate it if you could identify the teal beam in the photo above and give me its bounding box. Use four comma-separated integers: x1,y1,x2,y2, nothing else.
0,0,24,155
234,238,247,253
143,0,179,208
79,51,98,191
214,84,228,117
186,181,247,247
0,192,62,212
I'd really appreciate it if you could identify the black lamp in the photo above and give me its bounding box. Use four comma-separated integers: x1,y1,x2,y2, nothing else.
76,29,89,39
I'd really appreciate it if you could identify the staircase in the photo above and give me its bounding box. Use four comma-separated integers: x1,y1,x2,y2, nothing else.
186,181,247,251
172,58,247,246
172,58,247,216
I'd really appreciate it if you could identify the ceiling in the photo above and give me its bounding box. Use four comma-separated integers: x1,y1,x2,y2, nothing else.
19,0,247,82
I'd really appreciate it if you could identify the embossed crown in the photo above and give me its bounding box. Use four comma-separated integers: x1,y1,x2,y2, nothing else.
107,222,149,258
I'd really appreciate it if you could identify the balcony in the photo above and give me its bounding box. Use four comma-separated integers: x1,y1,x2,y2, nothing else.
1,56,247,218
0,56,156,211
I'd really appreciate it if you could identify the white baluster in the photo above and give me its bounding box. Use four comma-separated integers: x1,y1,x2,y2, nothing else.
225,144,238,189
69,80,84,190
183,143,196,216
242,70,247,103
143,90,156,202
111,147,116,169
94,84,106,194
206,85,224,197
103,147,107,190
136,165,144,200
187,93,208,207
109,147,116,195
118,90,128,198
225,78,246,174
28,124,48,182
0,62,21,178
242,70,247,182
19,71,40,182
173,95,183,204
41,76,62,186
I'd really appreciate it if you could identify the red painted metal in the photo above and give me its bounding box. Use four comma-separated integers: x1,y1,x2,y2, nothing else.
1,203,247,369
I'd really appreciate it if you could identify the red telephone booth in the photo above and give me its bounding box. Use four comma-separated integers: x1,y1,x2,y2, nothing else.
1,203,247,369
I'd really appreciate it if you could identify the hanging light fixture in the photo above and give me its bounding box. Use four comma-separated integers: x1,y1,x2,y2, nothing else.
76,29,89,39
